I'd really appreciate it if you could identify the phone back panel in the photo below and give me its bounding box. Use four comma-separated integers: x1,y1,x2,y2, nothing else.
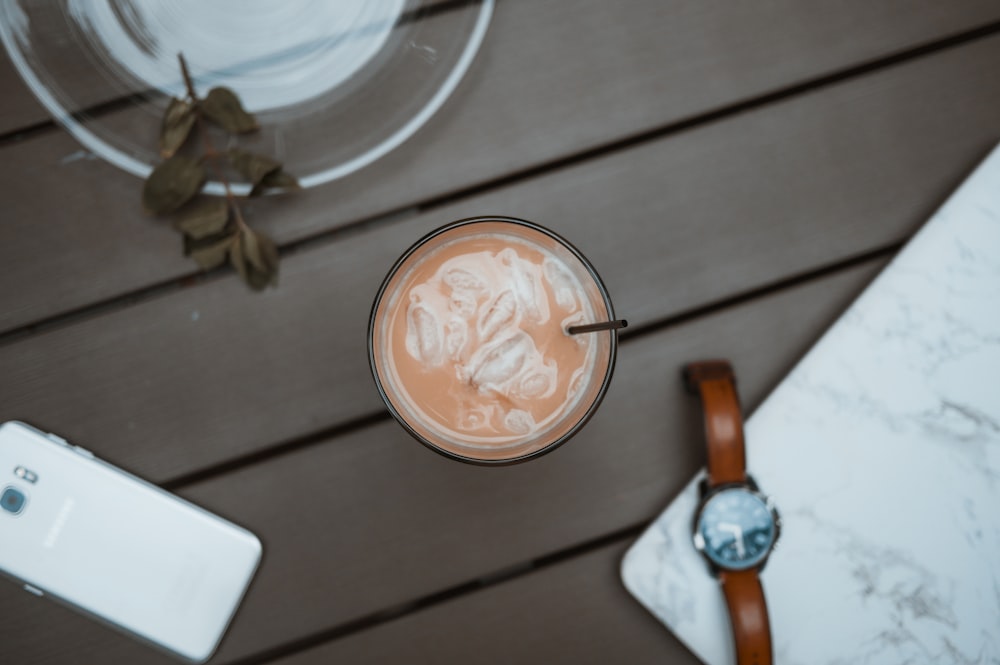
0,422,262,663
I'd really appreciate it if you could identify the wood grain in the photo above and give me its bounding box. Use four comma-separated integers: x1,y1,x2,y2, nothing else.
0,258,885,664
2,1,1000,332
271,540,698,665
0,53,48,135
1,34,998,482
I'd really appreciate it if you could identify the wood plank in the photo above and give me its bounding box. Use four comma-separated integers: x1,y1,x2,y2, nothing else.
2,33,999,483
0,258,885,664
0,53,49,134
3,1,1000,332
271,540,697,665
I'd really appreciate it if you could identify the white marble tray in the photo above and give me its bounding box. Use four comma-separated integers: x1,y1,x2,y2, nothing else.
621,143,1000,665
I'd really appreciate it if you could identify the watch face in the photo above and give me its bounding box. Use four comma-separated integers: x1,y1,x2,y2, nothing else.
695,486,777,571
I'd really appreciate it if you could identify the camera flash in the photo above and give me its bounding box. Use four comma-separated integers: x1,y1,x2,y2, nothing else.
14,466,38,484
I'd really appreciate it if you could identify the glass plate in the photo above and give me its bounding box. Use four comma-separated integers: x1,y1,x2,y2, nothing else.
0,0,493,192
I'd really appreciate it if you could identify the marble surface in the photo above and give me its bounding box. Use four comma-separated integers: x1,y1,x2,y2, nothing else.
621,144,1000,665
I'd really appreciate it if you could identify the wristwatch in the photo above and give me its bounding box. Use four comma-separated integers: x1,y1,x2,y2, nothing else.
684,360,780,665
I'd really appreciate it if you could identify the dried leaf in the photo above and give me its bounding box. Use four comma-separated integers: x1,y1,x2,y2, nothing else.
173,198,230,239
260,169,300,189
245,228,279,272
231,227,279,290
249,168,301,196
142,155,206,214
184,232,234,271
159,97,196,158
201,87,258,133
142,62,300,294
228,148,281,185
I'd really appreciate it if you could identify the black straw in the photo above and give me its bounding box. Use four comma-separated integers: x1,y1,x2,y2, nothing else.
567,319,628,335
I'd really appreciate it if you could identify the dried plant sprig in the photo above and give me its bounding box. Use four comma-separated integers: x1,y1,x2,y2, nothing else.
141,53,300,291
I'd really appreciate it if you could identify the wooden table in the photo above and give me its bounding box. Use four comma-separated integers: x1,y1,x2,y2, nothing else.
2,2,1000,663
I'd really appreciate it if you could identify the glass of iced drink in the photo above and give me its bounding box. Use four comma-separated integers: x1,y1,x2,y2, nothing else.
368,216,620,464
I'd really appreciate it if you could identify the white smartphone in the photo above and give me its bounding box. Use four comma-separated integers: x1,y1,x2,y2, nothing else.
0,421,262,663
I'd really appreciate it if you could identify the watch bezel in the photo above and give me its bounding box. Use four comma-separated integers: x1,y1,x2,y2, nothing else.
692,477,781,573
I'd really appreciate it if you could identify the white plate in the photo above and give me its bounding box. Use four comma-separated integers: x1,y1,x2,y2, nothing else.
1,0,493,192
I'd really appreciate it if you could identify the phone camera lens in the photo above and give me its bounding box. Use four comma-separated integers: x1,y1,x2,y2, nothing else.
1,487,26,515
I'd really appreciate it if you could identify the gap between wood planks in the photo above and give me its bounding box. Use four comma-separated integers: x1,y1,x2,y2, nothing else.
0,17,996,349
208,243,897,664
0,9,983,664
225,520,651,665
207,226,888,660
160,240,899,493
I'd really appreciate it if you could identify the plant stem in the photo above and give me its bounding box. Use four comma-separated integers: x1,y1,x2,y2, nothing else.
177,52,248,233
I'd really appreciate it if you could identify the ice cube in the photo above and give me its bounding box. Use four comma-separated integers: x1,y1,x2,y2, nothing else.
543,257,579,312
449,289,477,318
567,367,586,400
500,248,549,324
477,289,518,342
468,332,532,390
405,301,444,367
445,316,468,359
512,359,558,399
442,265,488,293
457,405,495,431
504,409,537,436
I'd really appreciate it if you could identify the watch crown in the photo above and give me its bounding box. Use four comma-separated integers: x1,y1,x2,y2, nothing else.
693,532,706,551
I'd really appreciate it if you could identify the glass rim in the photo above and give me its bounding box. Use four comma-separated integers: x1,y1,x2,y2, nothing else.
367,215,619,466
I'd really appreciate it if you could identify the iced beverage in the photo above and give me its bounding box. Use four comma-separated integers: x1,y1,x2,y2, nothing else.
369,217,618,464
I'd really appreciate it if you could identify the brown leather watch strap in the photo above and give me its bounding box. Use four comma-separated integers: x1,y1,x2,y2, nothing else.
683,360,746,486
719,569,773,665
